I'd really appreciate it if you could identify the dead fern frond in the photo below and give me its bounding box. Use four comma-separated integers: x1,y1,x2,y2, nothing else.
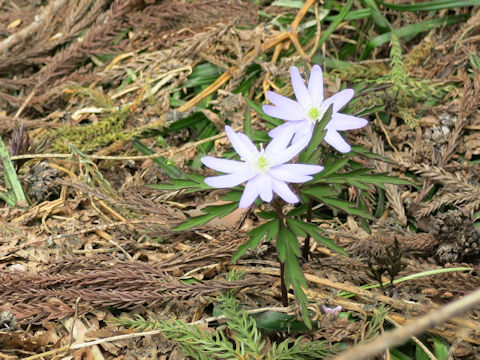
370,128,407,225
0,257,267,324
397,160,480,217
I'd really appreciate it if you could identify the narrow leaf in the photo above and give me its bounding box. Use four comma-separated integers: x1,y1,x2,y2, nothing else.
173,202,238,231
380,0,480,12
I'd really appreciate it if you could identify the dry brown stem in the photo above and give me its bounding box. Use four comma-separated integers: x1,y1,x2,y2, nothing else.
331,288,480,360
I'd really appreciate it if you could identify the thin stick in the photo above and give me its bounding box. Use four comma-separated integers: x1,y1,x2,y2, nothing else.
330,288,480,360
389,317,438,360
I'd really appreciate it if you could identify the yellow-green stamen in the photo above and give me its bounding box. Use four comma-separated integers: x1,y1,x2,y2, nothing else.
257,155,268,170
309,107,319,119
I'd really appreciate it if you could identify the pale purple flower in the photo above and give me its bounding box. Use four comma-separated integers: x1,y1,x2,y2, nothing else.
321,305,342,316
201,126,323,208
263,65,368,153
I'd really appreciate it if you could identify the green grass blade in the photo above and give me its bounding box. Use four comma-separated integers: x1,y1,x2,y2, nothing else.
317,0,354,49
133,140,187,180
360,14,468,60
380,0,480,12
360,0,391,31
0,136,27,206
338,267,472,298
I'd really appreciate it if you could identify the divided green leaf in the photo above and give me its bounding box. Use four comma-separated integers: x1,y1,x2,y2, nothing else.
232,218,280,262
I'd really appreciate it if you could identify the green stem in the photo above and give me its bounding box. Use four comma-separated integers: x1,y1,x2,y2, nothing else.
273,197,288,307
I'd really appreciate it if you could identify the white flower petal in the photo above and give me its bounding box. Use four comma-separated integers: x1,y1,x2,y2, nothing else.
328,113,368,131
269,167,313,183
291,122,314,145
270,132,311,166
323,89,354,112
271,178,299,204
225,126,258,162
308,65,324,104
201,156,247,174
263,91,305,121
239,176,260,208
205,170,255,188
290,66,311,109
237,132,260,154
258,175,273,202
272,163,323,178
268,121,303,139
265,128,293,157
324,129,351,153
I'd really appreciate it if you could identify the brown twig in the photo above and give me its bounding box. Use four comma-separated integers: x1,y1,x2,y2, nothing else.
330,288,480,360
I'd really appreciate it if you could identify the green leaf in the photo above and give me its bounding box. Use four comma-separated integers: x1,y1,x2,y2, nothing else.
415,345,431,360
315,157,349,177
164,111,210,134
286,218,307,238
173,202,238,231
183,62,223,88
380,0,480,12
391,349,415,360
326,9,371,21
231,219,280,262
357,173,414,186
148,177,211,193
317,0,354,49
284,249,311,328
350,145,390,161
348,178,372,191
243,101,252,137
302,185,339,199
277,227,288,261
360,15,468,60
321,197,374,219
286,204,307,217
433,337,449,360
221,191,242,201
288,219,348,255
244,97,283,127
327,168,372,179
133,140,187,180
256,210,278,219
0,136,27,207
252,311,311,333
284,226,301,258
359,0,391,31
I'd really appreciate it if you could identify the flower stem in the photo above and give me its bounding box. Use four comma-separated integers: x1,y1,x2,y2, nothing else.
280,261,288,307
301,199,313,261
272,197,288,307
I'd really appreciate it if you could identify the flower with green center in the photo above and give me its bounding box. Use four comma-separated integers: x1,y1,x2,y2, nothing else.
201,126,323,208
263,65,368,153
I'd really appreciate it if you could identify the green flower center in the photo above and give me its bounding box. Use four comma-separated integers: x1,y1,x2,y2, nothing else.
257,155,268,170
308,107,320,119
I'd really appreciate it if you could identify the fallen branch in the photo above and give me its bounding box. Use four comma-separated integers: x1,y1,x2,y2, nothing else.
330,288,480,360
